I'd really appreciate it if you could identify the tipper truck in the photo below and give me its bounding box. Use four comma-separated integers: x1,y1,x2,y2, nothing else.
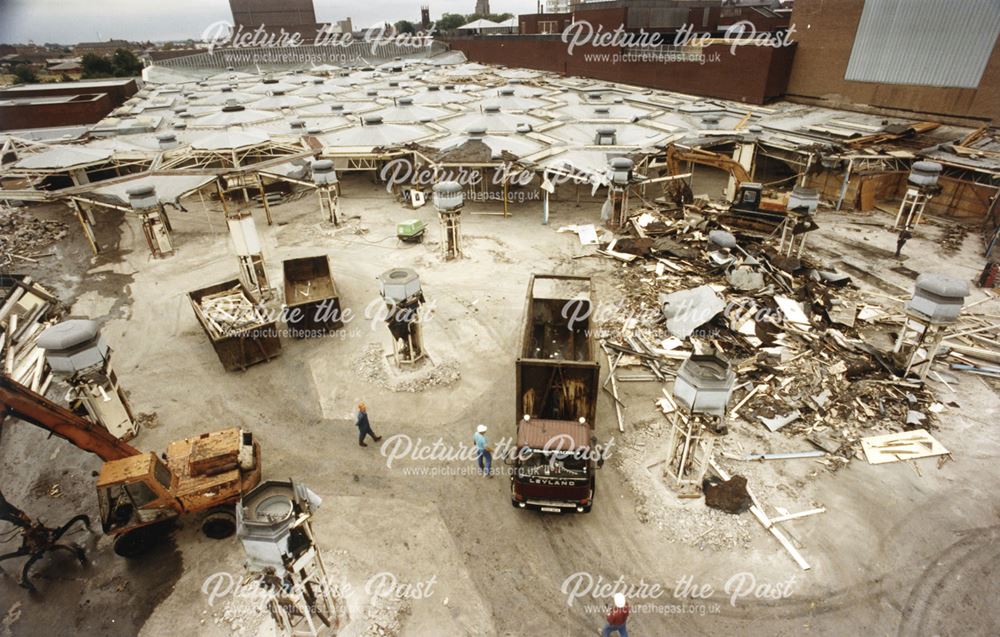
511,274,601,513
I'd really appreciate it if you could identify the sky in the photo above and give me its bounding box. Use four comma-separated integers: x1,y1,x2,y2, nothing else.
0,0,541,44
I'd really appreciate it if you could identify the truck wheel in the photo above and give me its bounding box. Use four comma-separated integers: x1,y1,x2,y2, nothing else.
113,522,170,558
202,509,236,539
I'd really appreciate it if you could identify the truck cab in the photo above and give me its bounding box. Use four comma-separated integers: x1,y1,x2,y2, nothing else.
511,417,596,513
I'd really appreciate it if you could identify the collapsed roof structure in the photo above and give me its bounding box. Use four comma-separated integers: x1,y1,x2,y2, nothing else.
0,54,996,257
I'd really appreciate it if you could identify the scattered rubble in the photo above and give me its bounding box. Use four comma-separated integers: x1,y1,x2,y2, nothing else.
0,276,62,393
0,204,67,266
592,195,998,568
353,343,460,393
216,591,276,637
361,594,411,637
614,419,754,550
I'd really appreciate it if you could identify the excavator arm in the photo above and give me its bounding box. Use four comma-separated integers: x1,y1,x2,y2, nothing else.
0,375,138,461
664,144,752,186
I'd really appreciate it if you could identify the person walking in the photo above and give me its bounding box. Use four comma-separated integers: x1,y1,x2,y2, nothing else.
601,593,630,637
473,424,492,477
356,402,381,447
895,226,913,258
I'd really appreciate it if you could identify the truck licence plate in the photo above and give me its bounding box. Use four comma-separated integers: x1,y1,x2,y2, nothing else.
540,506,562,513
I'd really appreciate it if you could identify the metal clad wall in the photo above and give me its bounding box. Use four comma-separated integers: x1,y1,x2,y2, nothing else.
845,0,1000,88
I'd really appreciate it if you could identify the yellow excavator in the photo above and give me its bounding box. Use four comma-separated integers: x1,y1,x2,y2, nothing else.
0,375,262,557
662,144,789,233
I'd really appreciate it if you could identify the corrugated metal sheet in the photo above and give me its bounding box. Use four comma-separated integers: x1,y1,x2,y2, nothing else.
845,0,1000,89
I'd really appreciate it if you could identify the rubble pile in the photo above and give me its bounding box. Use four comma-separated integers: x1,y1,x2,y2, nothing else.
0,204,68,265
614,419,755,550
214,588,277,637
195,286,269,337
590,203,984,467
361,594,411,637
354,343,461,393
0,276,62,393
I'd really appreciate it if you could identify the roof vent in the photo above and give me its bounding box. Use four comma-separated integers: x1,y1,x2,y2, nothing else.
906,272,970,323
428,86,440,92
221,86,233,93
500,88,515,96
467,125,487,139
272,90,286,96
126,185,159,210
330,104,345,112
909,161,943,188
262,77,279,84
673,351,736,417
595,126,617,146
290,119,306,129
516,123,532,134
174,122,188,130
484,104,501,114
306,127,322,135
363,115,384,126
594,107,611,115
366,89,378,96
397,97,414,106
222,101,245,113
587,91,603,100
389,81,399,87
38,320,109,374
787,186,819,214
432,181,465,211
608,157,634,185
157,133,179,149
312,159,337,186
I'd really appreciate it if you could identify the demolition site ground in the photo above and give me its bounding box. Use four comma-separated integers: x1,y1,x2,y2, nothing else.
1,173,999,637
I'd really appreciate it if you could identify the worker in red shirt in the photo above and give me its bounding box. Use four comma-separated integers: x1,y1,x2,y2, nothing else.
601,593,630,636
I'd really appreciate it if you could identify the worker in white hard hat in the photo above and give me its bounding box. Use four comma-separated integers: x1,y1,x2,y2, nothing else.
601,593,630,637
473,424,492,477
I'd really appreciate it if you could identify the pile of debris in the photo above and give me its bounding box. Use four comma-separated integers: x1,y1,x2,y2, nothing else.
583,198,1000,566
353,343,461,393
613,418,755,550
0,275,62,393
0,204,67,266
194,286,270,338
361,593,411,637
587,202,992,467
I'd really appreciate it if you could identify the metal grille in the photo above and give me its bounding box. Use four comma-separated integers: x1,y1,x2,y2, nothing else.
845,0,1000,88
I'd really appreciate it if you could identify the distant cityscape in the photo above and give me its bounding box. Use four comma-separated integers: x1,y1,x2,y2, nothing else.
0,0,525,85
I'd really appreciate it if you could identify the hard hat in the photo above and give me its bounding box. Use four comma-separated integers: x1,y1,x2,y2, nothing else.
476,424,487,433
613,593,626,608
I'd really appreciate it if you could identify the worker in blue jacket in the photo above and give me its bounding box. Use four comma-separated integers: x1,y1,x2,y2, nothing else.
356,402,382,447
474,424,492,476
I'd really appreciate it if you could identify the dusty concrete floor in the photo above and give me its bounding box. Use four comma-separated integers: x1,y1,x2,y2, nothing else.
2,174,999,636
